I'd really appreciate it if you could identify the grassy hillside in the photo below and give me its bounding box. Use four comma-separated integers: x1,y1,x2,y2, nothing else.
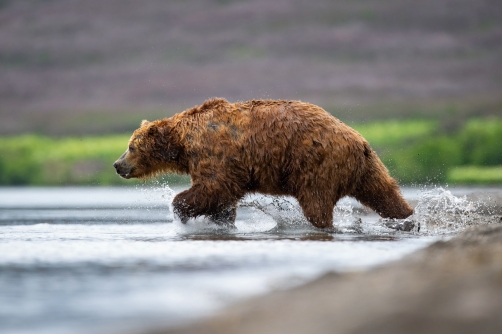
0,134,188,186
1,0,502,135
357,118,502,184
0,118,500,186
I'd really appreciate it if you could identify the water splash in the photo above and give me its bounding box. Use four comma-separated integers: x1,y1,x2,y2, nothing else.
412,187,481,233
239,195,362,233
135,182,230,234
333,202,355,225
172,216,236,235
240,195,307,228
135,181,176,220
240,187,488,235
135,183,488,236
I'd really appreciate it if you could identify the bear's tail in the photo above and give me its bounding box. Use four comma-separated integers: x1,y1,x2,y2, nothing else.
351,144,413,219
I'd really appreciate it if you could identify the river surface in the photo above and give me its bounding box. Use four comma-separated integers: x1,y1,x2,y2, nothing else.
0,186,484,334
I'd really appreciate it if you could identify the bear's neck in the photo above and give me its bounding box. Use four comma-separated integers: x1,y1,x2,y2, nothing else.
157,119,189,175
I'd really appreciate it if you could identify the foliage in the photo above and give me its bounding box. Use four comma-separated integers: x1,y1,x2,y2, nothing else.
457,118,502,166
0,118,500,186
382,137,462,184
448,166,502,184
0,135,189,186
353,120,436,147
357,118,502,185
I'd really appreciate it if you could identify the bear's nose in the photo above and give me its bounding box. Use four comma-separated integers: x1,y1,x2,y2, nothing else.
113,162,119,170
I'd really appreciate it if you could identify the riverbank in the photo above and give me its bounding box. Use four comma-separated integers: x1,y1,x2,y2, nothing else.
150,206,502,334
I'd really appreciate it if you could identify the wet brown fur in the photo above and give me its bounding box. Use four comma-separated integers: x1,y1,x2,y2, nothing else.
114,98,413,228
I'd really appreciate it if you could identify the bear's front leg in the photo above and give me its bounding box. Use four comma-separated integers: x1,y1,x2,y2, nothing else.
172,187,204,224
209,207,237,226
172,184,240,225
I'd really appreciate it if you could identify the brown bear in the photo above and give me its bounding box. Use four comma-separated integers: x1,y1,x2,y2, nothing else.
113,98,413,228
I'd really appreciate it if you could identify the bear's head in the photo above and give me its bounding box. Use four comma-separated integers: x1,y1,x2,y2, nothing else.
113,119,183,179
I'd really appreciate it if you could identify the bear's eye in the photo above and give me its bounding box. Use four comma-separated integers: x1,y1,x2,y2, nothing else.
128,145,135,152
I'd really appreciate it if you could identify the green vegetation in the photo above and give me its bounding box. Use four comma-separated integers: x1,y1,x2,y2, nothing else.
448,166,502,184
0,135,189,186
353,118,502,185
0,118,500,186
353,120,437,146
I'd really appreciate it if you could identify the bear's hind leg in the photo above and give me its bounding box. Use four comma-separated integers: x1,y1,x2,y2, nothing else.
297,195,335,229
352,153,413,219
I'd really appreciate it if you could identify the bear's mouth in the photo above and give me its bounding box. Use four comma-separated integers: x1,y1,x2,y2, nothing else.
118,167,136,179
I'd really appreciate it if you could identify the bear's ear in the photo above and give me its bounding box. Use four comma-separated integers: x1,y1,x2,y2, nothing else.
141,120,150,127
147,124,158,136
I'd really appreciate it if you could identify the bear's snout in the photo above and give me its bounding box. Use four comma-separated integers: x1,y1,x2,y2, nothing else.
113,159,134,179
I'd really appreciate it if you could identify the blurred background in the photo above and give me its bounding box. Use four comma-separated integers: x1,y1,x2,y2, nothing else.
0,0,501,186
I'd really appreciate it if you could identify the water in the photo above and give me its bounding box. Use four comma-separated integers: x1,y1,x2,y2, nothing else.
0,186,487,334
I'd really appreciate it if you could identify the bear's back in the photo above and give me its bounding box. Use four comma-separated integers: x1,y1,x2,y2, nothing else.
174,98,368,164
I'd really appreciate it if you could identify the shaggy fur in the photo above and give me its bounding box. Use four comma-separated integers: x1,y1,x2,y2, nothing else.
114,98,413,228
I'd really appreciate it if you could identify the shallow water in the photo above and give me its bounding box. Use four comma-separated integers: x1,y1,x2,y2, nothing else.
0,186,487,334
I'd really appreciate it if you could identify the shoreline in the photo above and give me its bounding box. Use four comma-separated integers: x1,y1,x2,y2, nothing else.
146,193,502,334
